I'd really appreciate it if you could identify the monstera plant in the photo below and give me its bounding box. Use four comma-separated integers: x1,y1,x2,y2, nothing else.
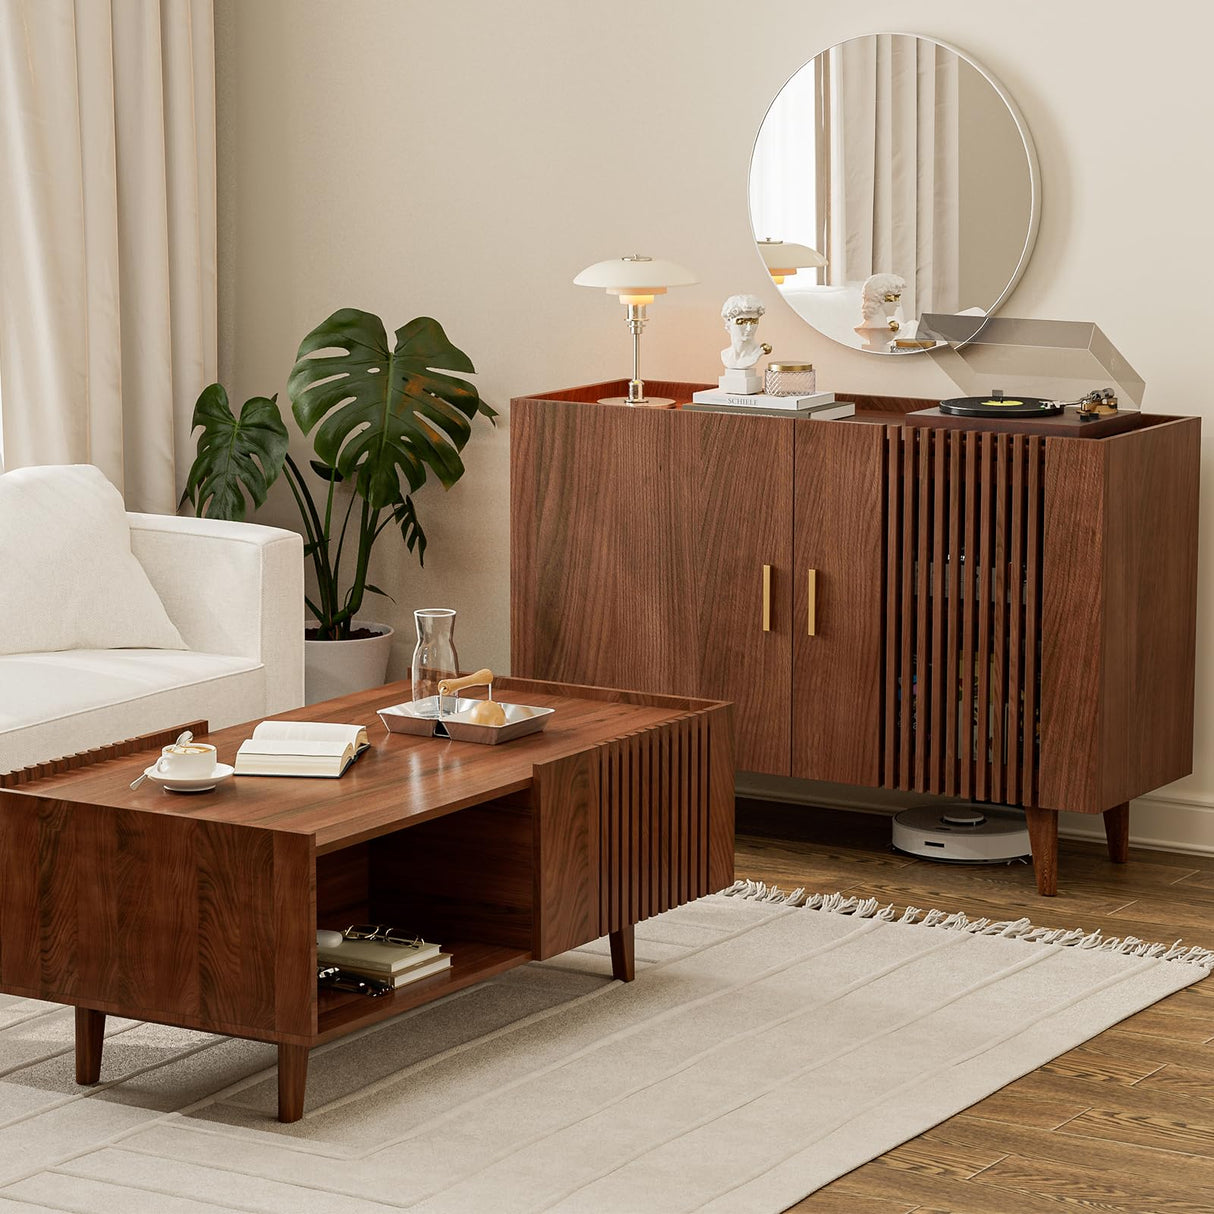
182,309,496,641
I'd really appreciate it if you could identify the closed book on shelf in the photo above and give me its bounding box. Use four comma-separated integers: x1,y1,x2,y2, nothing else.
235,721,369,778
315,936,443,973
340,953,453,988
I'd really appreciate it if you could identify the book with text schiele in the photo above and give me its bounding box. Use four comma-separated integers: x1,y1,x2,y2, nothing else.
234,720,369,778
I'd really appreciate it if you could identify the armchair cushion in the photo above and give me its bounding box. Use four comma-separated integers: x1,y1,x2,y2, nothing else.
0,464,185,656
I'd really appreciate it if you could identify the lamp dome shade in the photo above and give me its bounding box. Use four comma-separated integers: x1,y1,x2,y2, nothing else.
756,239,827,270
574,256,699,291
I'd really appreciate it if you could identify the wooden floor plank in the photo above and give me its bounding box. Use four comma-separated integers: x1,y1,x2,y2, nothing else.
830,1158,1098,1213
736,802,1214,1214
1042,1043,1165,1086
962,1085,1093,1131
1089,1026,1214,1071
942,1114,1214,1190
1135,1062,1214,1097
973,1152,1214,1213
1058,1107,1214,1157
882,1136,1006,1180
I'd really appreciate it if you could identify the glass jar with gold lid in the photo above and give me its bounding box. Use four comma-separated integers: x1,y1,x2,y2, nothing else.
765,362,815,397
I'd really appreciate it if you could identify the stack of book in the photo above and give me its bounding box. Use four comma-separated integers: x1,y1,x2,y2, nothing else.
316,934,452,988
685,389,854,419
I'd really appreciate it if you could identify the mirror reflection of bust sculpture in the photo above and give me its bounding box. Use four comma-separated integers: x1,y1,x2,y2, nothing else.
854,273,907,352
719,294,772,393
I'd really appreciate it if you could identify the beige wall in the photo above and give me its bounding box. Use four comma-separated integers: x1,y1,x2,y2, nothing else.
215,0,1214,850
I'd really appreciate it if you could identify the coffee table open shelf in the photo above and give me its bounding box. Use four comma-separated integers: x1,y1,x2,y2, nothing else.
0,678,733,1120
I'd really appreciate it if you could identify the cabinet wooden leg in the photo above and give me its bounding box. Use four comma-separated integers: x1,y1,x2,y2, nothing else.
1024,808,1058,897
1103,802,1130,864
609,925,635,982
74,1007,106,1084
277,1043,310,1123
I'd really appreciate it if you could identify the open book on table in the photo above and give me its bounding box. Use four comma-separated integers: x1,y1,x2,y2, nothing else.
234,720,369,778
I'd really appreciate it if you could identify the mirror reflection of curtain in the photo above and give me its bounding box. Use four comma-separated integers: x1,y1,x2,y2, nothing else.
749,58,825,282
828,34,960,323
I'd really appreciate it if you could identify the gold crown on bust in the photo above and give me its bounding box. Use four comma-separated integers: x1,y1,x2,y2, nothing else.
721,293,765,322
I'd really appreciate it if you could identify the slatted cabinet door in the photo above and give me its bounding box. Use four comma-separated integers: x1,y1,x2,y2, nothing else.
792,420,887,786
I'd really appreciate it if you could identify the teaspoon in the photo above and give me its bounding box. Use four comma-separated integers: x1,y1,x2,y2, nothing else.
130,729,193,789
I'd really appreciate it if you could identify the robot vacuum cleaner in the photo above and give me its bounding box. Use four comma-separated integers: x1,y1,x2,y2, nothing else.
892,805,1031,864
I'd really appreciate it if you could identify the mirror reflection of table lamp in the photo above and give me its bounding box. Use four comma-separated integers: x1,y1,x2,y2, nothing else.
756,238,827,285
574,255,698,406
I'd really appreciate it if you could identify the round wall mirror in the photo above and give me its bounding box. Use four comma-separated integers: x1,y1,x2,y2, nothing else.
749,34,1040,354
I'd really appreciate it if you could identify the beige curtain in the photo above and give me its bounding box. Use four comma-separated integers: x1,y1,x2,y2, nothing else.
0,0,215,513
829,34,960,324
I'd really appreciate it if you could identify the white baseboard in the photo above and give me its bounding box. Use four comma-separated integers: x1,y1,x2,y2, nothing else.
735,775,1214,859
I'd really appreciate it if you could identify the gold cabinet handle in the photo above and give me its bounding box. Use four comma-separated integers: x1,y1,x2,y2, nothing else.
807,569,817,637
762,564,772,633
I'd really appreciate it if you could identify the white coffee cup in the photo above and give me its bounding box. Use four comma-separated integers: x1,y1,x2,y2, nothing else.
155,742,218,780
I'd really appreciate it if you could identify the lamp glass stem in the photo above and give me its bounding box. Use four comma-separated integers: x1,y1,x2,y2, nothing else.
626,303,648,404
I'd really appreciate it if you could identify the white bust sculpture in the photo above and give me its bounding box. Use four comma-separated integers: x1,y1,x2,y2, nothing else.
720,294,772,370
717,294,772,393
855,273,906,351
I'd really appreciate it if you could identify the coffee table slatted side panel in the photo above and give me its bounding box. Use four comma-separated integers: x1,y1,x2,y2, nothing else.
533,704,733,960
0,721,210,788
0,795,315,1043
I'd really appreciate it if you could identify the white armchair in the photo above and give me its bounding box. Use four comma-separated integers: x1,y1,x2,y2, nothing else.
127,512,304,718
0,508,303,774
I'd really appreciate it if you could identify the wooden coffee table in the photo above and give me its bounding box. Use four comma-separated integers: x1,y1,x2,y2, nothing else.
0,678,733,1121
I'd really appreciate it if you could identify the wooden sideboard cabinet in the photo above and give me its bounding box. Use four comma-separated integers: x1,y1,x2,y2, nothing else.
510,381,1201,896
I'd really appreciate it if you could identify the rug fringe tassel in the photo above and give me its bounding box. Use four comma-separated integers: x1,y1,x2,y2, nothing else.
721,881,1214,971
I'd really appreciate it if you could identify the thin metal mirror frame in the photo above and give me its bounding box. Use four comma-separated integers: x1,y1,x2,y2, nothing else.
748,32,1042,355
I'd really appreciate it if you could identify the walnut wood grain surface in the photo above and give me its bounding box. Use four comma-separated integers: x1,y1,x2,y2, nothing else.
1040,417,1200,812
792,418,885,786
1,678,719,854
511,394,791,774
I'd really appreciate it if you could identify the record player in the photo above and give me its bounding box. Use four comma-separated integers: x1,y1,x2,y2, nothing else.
910,387,1145,437
938,387,1115,419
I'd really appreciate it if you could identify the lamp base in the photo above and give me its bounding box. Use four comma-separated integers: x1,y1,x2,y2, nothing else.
597,395,677,408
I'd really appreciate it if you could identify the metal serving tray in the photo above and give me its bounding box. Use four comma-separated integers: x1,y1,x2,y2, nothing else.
378,697,555,745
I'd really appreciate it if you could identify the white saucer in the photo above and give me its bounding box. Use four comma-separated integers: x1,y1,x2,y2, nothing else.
143,762,235,793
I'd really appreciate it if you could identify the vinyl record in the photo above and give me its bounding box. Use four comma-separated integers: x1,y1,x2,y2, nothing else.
939,395,1064,418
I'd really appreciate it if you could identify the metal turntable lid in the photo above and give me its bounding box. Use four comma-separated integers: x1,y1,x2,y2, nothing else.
918,315,1145,409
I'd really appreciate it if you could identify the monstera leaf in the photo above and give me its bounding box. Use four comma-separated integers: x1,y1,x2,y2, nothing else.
180,385,289,520
287,310,495,510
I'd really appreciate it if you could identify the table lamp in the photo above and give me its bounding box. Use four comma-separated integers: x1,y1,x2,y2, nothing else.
756,238,827,285
574,254,698,406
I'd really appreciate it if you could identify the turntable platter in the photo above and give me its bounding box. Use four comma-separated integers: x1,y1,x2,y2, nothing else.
939,395,1064,418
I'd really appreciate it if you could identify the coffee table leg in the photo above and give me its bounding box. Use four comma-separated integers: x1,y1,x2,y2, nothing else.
609,924,635,982
278,1043,310,1122
74,1008,106,1084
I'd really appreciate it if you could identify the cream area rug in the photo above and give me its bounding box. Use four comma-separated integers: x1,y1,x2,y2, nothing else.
0,885,1210,1214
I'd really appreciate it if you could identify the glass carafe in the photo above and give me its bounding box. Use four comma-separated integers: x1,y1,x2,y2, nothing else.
410,608,459,717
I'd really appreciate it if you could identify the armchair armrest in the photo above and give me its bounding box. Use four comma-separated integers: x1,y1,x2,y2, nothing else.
127,512,304,715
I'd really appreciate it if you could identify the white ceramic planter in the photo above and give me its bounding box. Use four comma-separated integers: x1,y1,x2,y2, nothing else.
303,620,394,705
